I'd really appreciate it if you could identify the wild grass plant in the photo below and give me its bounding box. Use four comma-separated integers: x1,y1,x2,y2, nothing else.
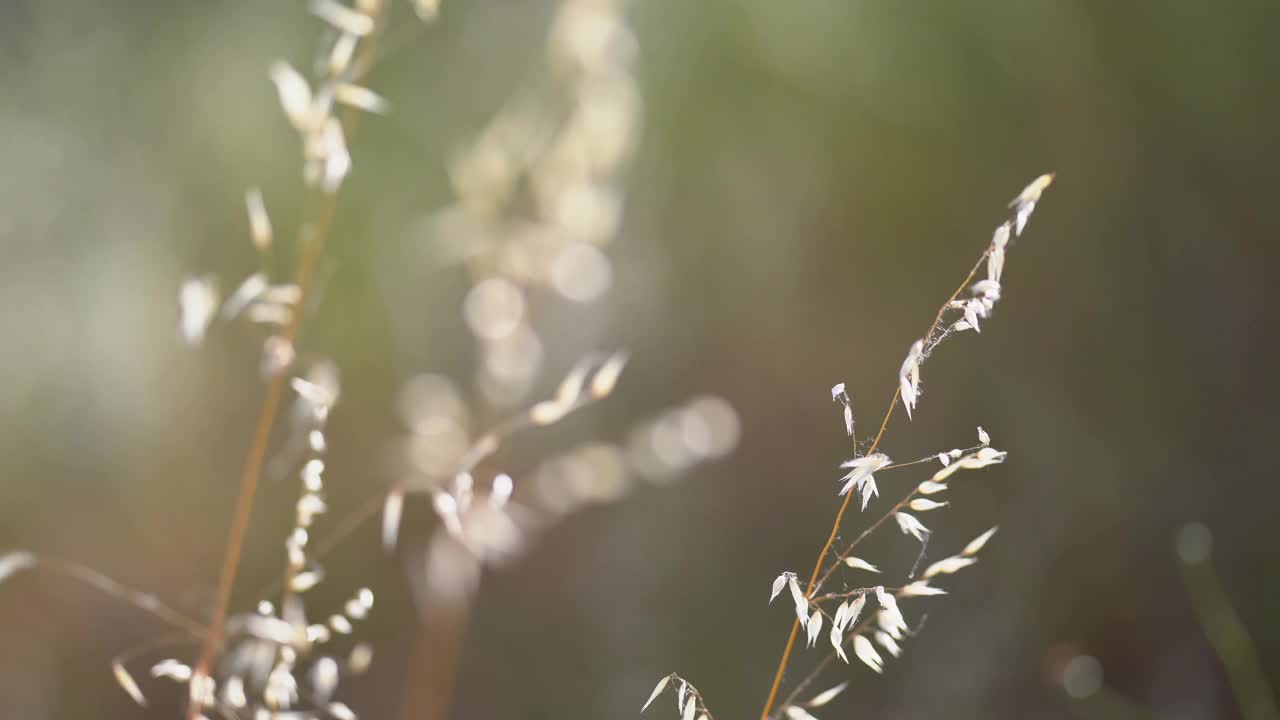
0,1,1056,718
642,174,1055,720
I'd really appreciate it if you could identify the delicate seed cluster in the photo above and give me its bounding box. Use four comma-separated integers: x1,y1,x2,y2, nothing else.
379,0,739,624
641,673,716,720
643,176,1053,720
896,173,1054,421
424,0,640,407
167,2,426,717
390,361,739,612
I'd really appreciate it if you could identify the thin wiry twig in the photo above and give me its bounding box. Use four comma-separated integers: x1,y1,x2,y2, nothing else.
23,554,208,639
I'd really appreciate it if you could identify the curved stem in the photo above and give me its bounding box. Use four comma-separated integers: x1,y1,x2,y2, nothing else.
36,555,207,639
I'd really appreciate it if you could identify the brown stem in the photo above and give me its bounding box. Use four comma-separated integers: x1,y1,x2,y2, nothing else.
402,601,473,720
186,11,387,717
771,615,874,717
188,184,337,720
758,254,986,720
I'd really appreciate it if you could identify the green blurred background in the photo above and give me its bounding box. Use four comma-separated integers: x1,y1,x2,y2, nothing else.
2,0,1278,718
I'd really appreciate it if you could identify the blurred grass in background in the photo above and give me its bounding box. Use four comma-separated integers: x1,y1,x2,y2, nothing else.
1,0,1278,718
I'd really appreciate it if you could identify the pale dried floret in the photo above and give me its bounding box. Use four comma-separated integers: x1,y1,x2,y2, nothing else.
259,282,301,306
188,671,216,707
842,556,879,573
788,574,809,629
991,220,1011,252
806,681,847,708
555,357,595,407
227,614,301,645
875,588,908,637
490,473,514,508
640,671,670,712
382,489,404,551
221,675,247,708
831,382,854,437
898,340,923,420
963,526,999,557
0,551,34,584
310,656,340,702
894,512,930,542
853,634,883,673
302,458,325,492
269,61,314,131
784,707,820,720
916,480,947,495
962,298,987,333
530,399,571,426
832,601,849,631
855,475,878,510
289,569,323,595
831,624,848,662
837,454,889,509
977,426,991,446
412,0,441,22
845,595,866,629
309,0,375,36
291,375,339,412
923,555,978,579
245,188,272,251
329,31,358,74
433,491,463,537
908,498,948,512
681,691,697,720
334,83,390,114
930,447,1007,482
246,302,292,326
264,662,298,709
329,702,358,720
874,630,903,658
348,642,374,674
113,660,147,706
179,276,220,345
307,623,331,644
317,118,352,192
149,655,192,676
297,492,327,527
806,609,823,647
899,580,946,597
1010,173,1055,235
222,273,269,320
344,597,368,620
329,614,353,634
987,222,1011,281
769,572,792,604
590,351,629,398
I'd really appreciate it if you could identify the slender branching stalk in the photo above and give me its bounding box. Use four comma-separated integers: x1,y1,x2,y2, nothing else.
187,6,391,718
644,175,1053,720
757,254,988,719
